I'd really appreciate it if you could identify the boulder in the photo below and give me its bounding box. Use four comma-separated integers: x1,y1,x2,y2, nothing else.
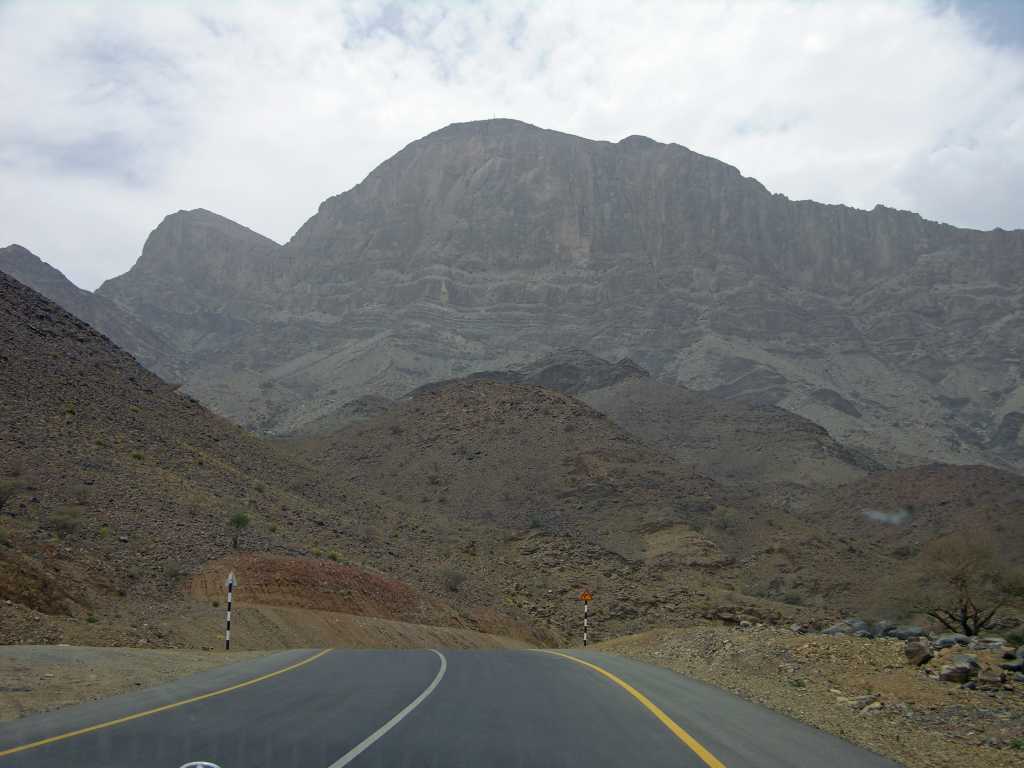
904,638,933,666
951,653,980,669
888,625,927,640
939,663,976,684
933,633,969,649
824,618,873,637
969,636,1007,652
938,654,979,684
976,667,1006,690
873,620,896,637
1000,658,1024,673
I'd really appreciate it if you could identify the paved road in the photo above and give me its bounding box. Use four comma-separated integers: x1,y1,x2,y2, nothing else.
0,648,900,768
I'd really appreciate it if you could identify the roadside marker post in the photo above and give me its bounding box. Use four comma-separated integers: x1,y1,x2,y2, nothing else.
225,571,236,651
579,591,593,647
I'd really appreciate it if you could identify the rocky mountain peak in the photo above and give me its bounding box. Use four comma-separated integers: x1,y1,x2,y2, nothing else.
64,120,1024,469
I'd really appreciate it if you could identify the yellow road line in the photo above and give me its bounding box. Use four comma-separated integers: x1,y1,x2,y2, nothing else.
541,650,727,768
0,648,332,758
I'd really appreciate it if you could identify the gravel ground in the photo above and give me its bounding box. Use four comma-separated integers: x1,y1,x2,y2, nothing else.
599,625,1024,768
0,645,269,721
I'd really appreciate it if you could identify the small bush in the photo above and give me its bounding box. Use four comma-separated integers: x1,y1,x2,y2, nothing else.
0,479,22,510
99,524,110,538
269,524,277,533
95,438,110,448
328,552,339,562
130,451,144,461
1010,738,1024,751
86,615,98,624
0,527,10,547
1006,631,1024,648
312,548,322,557
51,508,80,536
443,569,466,593
212,600,219,608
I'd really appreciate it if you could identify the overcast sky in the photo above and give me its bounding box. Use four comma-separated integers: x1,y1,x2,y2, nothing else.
1,0,1023,290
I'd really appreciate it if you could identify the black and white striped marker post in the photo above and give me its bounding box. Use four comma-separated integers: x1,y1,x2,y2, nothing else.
225,571,236,651
579,590,592,647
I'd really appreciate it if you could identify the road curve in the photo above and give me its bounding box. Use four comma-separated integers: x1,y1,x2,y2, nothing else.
0,648,900,768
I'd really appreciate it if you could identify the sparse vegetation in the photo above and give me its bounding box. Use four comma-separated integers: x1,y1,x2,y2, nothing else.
229,510,250,549
50,507,80,536
0,478,22,511
443,568,466,593
905,535,1024,636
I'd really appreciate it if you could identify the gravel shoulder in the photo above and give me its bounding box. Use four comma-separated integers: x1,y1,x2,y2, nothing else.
0,645,269,721
598,625,1024,768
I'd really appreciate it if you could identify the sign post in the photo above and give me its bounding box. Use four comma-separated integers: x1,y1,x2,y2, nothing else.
225,571,236,651
579,591,593,647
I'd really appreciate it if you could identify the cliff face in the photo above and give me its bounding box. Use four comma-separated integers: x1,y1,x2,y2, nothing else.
90,119,1023,468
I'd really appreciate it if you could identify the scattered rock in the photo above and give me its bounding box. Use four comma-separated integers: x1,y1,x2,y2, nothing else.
933,633,969,649
976,667,1005,690
859,701,884,715
823,617,872,637
939,656,979,683
888,625,927,640
904,638,933,666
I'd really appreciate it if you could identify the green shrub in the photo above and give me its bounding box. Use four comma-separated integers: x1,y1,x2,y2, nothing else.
86,615,98,624
51,508,80,536
229,510,250,549
130,451,144,461
328,552,339,562
0,479,21,510
99,524,110,538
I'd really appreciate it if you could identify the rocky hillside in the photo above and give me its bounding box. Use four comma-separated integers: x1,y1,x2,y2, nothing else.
87,119,1023,473
357,349,879,488
0,270,543,647
0,245,180,380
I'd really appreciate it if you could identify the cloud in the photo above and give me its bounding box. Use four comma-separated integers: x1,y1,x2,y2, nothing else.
1,0,1023,289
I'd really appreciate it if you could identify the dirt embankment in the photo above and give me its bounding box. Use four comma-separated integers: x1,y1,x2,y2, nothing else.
599,625,1024,768
0,646,269,721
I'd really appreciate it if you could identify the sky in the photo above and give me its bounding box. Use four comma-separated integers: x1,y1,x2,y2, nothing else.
1,0,1023,290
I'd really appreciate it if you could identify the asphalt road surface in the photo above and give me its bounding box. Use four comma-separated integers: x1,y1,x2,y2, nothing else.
0,648,901,768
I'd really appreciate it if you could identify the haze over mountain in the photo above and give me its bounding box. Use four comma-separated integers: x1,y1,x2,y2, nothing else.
10,118,1024,473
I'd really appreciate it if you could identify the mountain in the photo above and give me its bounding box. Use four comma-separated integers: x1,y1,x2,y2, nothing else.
0,245,181,380
88,120,1024,472
0,269,542,647
401,350,880,487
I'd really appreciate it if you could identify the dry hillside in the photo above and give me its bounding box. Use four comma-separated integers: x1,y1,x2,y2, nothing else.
0,270,540,648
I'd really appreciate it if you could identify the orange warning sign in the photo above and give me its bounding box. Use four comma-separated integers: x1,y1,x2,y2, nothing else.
579,591,593,602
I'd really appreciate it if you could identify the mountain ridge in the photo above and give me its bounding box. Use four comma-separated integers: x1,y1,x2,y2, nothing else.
9,118,1023,471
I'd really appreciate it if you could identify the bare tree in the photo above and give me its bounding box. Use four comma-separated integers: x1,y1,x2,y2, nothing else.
908,535,1023,636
